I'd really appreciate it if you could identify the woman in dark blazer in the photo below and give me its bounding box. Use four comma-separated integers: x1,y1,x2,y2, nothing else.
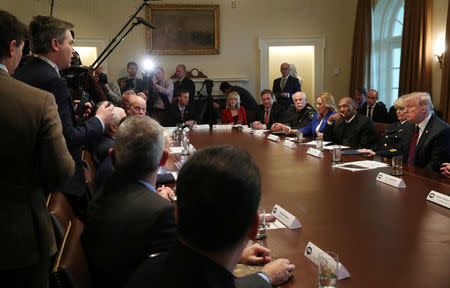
221,91,247,125
299,92,337,138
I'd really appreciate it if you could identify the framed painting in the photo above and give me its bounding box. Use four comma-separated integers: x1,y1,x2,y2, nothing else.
146,4,220,55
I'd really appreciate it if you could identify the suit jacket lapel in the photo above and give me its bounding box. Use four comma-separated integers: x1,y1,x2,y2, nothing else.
415,116,433,156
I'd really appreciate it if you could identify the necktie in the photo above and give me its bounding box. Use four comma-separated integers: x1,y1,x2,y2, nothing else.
281,77,287,91
407,126,420,165
264,109,269,124
367,106,373,119
175,80,180,90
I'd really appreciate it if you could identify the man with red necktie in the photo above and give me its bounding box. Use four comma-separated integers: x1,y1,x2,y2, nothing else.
252,89,285,130
401,92,450,172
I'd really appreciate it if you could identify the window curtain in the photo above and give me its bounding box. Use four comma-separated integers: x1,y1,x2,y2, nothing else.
349,0,372,97
440,3,450,123
398,0,432,96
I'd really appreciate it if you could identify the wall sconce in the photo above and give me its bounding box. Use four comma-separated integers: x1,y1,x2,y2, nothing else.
434,35,445,69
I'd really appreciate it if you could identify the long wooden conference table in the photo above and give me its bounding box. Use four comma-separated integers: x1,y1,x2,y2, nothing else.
165,128,450,288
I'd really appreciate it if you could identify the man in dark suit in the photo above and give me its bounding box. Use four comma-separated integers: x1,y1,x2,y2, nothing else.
401,92,450,171
117,61,146,94
357,89,389,123
0,10,75,287
173,64,196,102
166,89,197,127
84,116,177,288
324,97,377,149
13,15,114,211
272,63,301,110
220,81,258,111
127,145,296,288
252,89,285,130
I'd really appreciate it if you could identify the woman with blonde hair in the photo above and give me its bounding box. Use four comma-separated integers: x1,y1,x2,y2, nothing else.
299,92,337,138
221,91,247,125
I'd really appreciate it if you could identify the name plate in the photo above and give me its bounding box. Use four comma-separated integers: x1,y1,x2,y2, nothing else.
271,204,301,229
192,124,210,130
376,172,406,188
254,130,265,137
283,140,296,149
188,144,197,154
183,127,190,133
304,241,351,280
267,134,280,142
426,190,450,209
242,126,252,133
213,125,233,130
307,147,323,158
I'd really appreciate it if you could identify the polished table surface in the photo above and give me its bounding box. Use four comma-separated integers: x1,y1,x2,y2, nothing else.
165,128,450,288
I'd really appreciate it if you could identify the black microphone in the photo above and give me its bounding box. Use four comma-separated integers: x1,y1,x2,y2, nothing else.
135,17,156,29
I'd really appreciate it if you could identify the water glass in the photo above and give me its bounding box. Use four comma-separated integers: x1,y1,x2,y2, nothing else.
392,155,403,176
255,209,267,240
316,137,324,151
332,145,341,162
318,251,338,288
296,130,303,143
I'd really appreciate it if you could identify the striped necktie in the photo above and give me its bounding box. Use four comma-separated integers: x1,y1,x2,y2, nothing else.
407,126,420,165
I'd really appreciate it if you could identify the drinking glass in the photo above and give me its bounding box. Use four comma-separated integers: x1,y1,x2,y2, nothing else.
392,155,403,176
332,145,341,162
296,130,303,143
318,251,338,288
255,209,267,240
316,137,324,151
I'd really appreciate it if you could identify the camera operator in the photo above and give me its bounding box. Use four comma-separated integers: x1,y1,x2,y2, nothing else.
148,66,173,111
14,15,114,213
95,66,121,106
117,61,146,94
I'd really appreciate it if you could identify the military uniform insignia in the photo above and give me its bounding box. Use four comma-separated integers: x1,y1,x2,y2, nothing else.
308,111,315,120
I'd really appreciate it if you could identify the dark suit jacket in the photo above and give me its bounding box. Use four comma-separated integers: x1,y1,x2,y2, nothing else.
357,101,389,123
323,112,377,149
400,115,450,171
174,77,196,102
92,134,115,166
166,103,197,127
255,102,285,129
117,76,146,93
0,69,74,270
84,174,176,288
14,57,104,196
126,241,270,288
230,86,258,110
272,75,301,110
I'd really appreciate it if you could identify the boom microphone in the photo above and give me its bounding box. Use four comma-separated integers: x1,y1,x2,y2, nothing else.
135,17,156,29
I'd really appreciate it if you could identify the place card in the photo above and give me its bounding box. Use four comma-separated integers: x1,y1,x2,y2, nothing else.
283,140,296,149
267,134,280,142
307,147,323,158
376,172,406,188
192,124,210,130
188,144,197,154
254,130,265,137
183,127,190,133
304,241,351,280
242,126,252,133
271,204,301,229
213,124,233,130
426,190,450,209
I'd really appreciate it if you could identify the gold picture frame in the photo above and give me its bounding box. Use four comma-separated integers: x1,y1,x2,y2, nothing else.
146,4,220,55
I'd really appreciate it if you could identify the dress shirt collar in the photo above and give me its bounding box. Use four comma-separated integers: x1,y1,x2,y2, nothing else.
178,103,185,112
345,112,357,124
178,76,185,82
137,179,157,193
0,64,8,73
36,55,60,77
417,113,432,140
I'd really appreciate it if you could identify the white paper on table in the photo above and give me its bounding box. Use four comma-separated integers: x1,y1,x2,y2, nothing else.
286,137,297,141
169,146,183,154
213,124,233,130
334,160,388,171
304,140,332,146
304,241,351,280
323,145,351,150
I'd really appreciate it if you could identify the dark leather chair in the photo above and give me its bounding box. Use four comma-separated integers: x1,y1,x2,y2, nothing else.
47,192,76,249
50,218,93,288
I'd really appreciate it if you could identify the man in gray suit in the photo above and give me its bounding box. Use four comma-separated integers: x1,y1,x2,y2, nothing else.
0,10,75,287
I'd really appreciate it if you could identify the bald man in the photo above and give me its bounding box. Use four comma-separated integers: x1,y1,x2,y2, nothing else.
272,63,301,110
323,97,376,149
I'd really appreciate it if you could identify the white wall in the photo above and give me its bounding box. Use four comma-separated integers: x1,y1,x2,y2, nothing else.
2,0,447,108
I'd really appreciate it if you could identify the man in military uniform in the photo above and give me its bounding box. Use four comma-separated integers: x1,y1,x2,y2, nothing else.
271,92,316,134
